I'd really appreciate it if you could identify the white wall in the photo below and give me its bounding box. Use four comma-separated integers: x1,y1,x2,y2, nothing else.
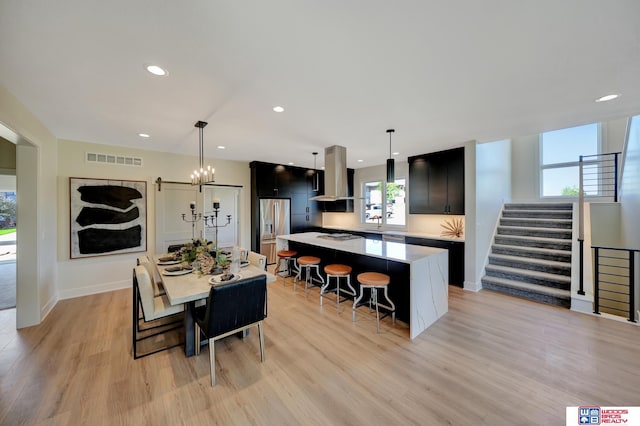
473,139,511,287
511,134,539,202
620,116,640,249
56,139,251,299
463,141,477,291
0,83,58,327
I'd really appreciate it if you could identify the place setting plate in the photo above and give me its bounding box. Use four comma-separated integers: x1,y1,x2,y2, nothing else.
208,273,242,285
162,265,194,276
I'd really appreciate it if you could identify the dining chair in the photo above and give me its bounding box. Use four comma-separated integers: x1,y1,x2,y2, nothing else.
247,251,267,271
132,265,184,359
193,275,268,386
137,255,166,296
167,243,186,253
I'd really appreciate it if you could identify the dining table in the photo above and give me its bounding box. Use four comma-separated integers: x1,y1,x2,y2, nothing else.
155,257,276,357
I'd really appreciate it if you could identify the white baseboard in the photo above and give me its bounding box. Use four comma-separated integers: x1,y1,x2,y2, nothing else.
40,294,58,322
463,280,482,292
570,294,593,316
58,279,130,300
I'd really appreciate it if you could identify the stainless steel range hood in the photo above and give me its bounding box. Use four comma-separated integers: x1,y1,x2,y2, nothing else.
309,145,353,201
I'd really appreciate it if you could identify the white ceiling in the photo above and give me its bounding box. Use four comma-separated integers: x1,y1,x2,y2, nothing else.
1,1,639,170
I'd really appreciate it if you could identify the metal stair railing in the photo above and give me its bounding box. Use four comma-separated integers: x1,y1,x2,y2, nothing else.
578,152,621,295
592,246,638,322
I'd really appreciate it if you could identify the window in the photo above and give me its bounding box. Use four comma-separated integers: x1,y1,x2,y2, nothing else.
540,123,599,197
363,178,406,226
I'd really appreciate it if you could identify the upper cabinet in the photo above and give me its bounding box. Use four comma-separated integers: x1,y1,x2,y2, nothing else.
249,161,322,238
408,147,465,215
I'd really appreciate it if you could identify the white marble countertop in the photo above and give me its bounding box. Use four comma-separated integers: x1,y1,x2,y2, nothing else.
322,225,464,242
277,232,446,264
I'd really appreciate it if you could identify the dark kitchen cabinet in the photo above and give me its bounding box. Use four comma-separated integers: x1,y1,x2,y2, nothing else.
408,147,464,214
250,161,322,251
405,236,464,287
253,162,293,197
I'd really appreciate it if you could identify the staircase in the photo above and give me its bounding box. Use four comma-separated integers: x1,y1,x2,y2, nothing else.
481,203,573,307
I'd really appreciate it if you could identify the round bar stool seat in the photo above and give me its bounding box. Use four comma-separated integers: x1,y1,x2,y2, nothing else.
353,272,396,333
276,250,297,286
321,264,356,310
358,272,390,286
294,256,324,293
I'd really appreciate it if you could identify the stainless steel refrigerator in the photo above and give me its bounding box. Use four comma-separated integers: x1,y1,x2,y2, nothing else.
259,199,291,264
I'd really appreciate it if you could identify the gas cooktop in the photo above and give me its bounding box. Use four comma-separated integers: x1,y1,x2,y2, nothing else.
316,233,362,241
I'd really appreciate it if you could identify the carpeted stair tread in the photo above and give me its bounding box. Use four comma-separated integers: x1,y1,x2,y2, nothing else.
481,276,571,300
493,234,572,249
485,264,571,287
502,209,573,219
497,225,572,239
489,253,570,268
488,253,571,275
491,244,572,261
499,217,573,229
504,203,573,210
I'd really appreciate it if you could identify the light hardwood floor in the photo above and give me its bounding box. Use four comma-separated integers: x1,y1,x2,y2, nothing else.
1,279,639,425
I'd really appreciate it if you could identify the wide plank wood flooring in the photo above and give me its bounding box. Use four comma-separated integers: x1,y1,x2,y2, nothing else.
1,280,639,425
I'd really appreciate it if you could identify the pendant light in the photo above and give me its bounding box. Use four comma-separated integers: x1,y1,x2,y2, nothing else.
386,129,395,183
190,120,215,187
312,152,320,192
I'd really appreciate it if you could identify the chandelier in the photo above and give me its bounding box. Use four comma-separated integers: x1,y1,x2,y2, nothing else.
191,120,215,186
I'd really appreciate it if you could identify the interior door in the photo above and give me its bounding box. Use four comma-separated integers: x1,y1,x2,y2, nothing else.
155,183,240,254
203,186,240,249
154,182,202,253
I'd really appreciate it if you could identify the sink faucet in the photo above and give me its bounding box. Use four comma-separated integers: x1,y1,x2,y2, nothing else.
375,216,382,229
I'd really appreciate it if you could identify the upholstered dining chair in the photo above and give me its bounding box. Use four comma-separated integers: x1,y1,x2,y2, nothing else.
193,275,268,386
137,255,165,296
247,251,267,271
132,265,184,359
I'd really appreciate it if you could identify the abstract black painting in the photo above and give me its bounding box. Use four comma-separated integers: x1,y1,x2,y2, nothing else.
70,178,147,258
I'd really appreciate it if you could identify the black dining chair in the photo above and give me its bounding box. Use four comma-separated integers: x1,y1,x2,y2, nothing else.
193,275,268,386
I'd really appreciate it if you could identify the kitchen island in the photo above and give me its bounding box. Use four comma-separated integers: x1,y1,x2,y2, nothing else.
277,232,448,339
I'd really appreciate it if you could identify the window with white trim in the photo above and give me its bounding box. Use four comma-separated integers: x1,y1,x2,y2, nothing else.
362,178,406,226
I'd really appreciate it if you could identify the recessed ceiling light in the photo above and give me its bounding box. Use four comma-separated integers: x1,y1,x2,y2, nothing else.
138,133,150,138
145,64,168,76
217,145,226,150
288,162,294,165
357,159,364,162
273,106,285,112
595,94,619,102
392,152,400,156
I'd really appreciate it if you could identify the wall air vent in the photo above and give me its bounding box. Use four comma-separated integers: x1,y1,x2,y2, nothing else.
86,152,143,167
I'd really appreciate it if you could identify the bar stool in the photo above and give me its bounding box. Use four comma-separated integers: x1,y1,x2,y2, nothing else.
275,250,297,286
321,264,356,310
353,272,396,333
294,256,324,293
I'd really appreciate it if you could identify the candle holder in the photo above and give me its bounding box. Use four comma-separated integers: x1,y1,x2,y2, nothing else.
181,202,202,240
204,200,232,256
